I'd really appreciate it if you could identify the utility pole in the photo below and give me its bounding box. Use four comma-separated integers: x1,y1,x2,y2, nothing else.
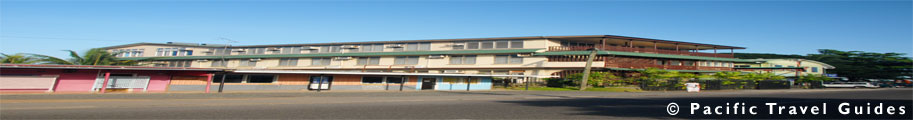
216,37,237,93
580,49,598,91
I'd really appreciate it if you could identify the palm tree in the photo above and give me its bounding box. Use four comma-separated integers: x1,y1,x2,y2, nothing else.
1,53,41,64
31,48,139,66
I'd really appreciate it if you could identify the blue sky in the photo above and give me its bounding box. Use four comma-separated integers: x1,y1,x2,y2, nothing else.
1,0,911,58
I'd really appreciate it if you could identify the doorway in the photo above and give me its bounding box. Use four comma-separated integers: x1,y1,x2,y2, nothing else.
420,77,436,90
309,76,333,90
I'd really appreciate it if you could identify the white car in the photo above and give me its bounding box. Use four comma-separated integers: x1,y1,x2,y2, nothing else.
822,82,878,88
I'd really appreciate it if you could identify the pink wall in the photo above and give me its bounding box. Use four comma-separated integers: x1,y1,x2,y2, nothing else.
1,69,208,93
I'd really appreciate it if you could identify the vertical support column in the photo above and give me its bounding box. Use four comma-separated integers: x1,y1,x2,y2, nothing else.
205,73,213,93
466,77,471,91
730,49,735,56
317,75,324,92
628,40,634,48
399,76,405,91
100,72,111,93
524,77,529,91
713,47,717,54
385,77,390,90
218,74,226,93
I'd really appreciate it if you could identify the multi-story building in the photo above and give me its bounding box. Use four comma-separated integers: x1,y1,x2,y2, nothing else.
105,35,753,83
734,59,835,77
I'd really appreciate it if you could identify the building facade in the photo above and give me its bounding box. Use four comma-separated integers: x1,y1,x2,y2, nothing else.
734,59,836,77
104,35,754,85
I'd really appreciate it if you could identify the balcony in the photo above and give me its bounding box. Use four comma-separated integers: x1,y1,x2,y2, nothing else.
604,62,733,71
548,46,734,58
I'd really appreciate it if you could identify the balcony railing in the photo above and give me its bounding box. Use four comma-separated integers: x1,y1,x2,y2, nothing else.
548,46,734,58
604,62,733,71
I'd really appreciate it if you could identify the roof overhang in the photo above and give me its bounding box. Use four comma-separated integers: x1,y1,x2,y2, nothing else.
232,70,558,78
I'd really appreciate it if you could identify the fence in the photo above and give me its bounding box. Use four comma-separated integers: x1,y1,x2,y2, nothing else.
546,78,791,91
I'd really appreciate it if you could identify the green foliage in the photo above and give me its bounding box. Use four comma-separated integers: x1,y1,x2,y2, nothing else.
30,48,139,66
567,71,618,87
1,53,41,64
743,73,786,81
738,49,912,80
798,74,834,83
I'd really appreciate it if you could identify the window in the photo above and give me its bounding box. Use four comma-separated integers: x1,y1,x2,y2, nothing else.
311,58,332,66
670,60,681,66
774,65,783,67
510,40,524,48
683,61,694,66
386,77,403,83
495,55,522,64
449,55,476,64
243,48,266,55
481,41,494,49
443,77,480,84
211,60,227,67
467,42,480,49
239,60,257,67
735,65,751,68
279,47,301,54
443,77,463,84
319,46,341,53
394,56,419,65
359,44,384,52
247,75,275,83
361,76,404,84
395,43,431,51
362,76,384,84
655,60,665,65
278,58,298,66
452,42,464,50
156,48,190,56
357,57,381,65
495,41,509,48
212,74,244,83
114,49,144,57
812,67,819,72
207,48,231,56
154,60,192,67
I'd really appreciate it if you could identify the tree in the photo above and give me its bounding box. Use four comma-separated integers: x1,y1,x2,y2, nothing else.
31,48,139,65
736,49,913,81
1,53,41,64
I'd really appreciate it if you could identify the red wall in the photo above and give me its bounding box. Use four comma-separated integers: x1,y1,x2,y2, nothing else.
1,68,208,93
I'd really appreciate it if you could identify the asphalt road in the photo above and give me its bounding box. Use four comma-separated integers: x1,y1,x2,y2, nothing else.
1,88,911,119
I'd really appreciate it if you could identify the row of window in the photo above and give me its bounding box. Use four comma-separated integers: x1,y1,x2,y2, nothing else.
153,60,192,67
208,75,479,85
156,48,192,56
208,55,524,67
452,40,524,50
113,49,144,57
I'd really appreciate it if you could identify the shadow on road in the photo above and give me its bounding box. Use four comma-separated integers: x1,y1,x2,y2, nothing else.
499,97,913,119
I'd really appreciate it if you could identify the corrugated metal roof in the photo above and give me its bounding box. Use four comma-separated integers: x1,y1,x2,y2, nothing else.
534,51,756,62
117,49,542,60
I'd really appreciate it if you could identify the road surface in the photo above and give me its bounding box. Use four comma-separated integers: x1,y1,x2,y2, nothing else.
2,88,911,119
